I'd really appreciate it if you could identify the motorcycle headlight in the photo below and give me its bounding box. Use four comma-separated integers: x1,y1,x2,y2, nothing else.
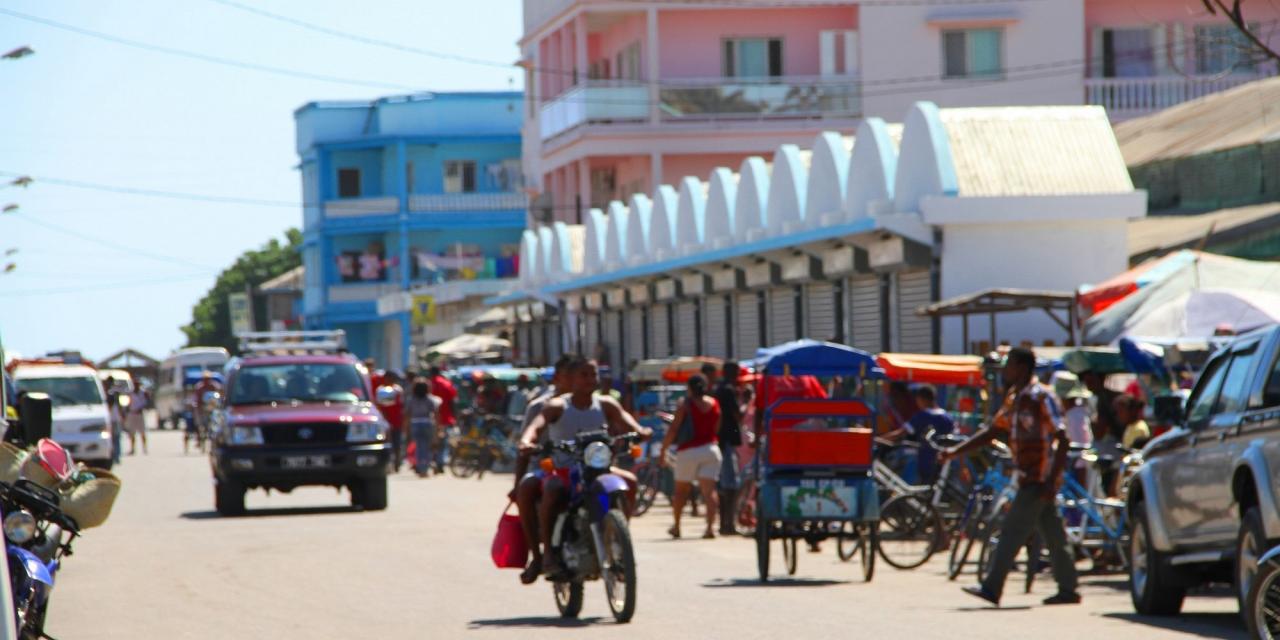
229,426,264,445
584,441,612,470
347,421,388,443
4,511,36,545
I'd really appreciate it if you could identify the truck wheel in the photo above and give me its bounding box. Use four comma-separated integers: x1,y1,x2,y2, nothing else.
356,477,388,511
1130,507,1184,615
1237,507,1267,619
214,479,245,516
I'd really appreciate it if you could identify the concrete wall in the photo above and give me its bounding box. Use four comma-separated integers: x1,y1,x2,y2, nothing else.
657,7,858,78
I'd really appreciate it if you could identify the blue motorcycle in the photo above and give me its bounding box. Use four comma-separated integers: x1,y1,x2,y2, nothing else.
540,430,641,624
1,478,79,640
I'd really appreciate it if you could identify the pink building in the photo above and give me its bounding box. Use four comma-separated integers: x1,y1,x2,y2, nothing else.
521,0,1279,225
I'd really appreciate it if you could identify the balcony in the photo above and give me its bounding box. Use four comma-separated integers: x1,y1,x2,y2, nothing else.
659,76,861,121
538,77,862,140
323,196,399,220
408,193,528,212
1086,74,1271,121
539,82,650,140
328,282,402,304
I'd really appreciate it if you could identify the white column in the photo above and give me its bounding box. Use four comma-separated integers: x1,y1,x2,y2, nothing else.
649,152,662,192
646,7,660,124
578,158,592,218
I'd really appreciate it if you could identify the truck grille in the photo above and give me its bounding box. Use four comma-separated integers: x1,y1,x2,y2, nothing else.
260,423,346,446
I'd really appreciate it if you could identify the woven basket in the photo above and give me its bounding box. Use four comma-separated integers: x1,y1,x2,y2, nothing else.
0,443,26,484
19,454,60,490
61,469,122,529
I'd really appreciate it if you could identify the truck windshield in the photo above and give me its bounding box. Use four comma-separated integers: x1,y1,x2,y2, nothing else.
228,363,367,406
16,376,104,407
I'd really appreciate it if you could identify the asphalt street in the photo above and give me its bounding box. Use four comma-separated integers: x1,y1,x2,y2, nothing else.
50,429,1245,639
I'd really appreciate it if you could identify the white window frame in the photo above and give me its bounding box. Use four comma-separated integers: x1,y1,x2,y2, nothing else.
941,28,1004,79
443,160,477,194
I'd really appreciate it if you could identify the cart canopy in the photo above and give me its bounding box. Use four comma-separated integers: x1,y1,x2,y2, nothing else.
1061,347,1127,375
876,353,983,386
756,340,883,378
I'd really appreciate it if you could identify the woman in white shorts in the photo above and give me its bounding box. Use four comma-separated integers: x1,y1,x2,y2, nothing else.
660,374,722,539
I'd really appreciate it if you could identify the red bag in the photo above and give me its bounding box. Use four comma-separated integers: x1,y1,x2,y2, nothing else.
491,501,528,569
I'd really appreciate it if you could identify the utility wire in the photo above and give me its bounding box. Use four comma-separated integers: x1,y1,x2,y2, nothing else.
10,212,222,271
0,7,419,91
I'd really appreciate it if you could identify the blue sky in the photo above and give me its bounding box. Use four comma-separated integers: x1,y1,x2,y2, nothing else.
0,0,523,361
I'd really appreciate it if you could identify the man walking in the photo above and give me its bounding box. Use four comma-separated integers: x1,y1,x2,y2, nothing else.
941,347,1080,607
712,361,743,535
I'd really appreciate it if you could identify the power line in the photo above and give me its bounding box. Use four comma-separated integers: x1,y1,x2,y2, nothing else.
10,212,222,271
0,7,419,91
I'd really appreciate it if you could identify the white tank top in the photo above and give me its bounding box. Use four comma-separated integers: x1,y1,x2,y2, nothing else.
549,393,606,465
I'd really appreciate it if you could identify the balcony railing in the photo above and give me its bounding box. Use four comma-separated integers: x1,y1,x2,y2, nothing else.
323,196,399,219
659,75,860,121
539,81,649,140
1085,73,1272,120
327,282,402,303
409,192,528,212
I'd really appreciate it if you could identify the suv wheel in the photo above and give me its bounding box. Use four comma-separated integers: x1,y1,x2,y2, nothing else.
352,478,388,511
214,479,245,516
1238,507,1267,619
1130,506,1185,615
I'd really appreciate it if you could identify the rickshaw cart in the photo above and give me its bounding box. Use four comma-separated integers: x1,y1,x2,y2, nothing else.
754,342,881,583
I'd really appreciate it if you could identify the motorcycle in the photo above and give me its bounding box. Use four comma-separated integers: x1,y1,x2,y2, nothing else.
1,441,81,640
538,430,642,624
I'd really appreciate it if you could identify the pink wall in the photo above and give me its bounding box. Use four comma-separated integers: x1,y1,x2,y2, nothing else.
663,153,755,186
1084,0,1280,75
658,7,858,78
592,13,649,80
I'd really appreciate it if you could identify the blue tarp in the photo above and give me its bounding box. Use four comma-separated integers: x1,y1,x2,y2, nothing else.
182,372,223,387
1118,338,1168,378
754,340,884,378
452,363,513,379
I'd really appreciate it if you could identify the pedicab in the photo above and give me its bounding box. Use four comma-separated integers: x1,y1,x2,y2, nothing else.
752,341,882,583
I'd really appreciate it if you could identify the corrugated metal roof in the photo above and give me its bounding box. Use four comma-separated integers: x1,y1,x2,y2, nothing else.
1115,76,1280,166
940,106,1133,197
259,265,304,292
1128,201,1280,259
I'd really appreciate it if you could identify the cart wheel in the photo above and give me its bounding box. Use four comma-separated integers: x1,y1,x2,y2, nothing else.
862,524,878,583
756,516,771,583
782,537,798,576
837,522,859,562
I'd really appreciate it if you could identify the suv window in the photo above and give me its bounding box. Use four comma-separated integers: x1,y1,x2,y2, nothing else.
1261,349,1280,408
1186,355,1229,425
1215,347,1259,415
228,363,367,406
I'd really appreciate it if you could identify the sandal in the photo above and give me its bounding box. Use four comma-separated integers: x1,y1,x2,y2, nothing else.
702,530,716,539
519,557,542,585
668,525,681,539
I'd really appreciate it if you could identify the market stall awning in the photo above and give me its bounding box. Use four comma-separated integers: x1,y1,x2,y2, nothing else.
876,353,983,386
1078,250,1198,316
918,288,1079,347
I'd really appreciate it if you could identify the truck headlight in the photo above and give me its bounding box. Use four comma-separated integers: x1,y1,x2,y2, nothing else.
584,441,612,470
347,422,387,443
230,426,264,445
4,511,36,544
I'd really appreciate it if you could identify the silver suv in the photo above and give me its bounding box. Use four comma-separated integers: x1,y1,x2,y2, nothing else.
1127,325,1280,618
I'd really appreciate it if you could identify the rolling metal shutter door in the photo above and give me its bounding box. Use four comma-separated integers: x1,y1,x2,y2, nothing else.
898,270,933,354
675,301,698,356
768,287,797,347
850,276,881,353
735,292,760,360
546,321,562,362
703,295,727,358
626,308,646,363
805,281,835,341
580,313,599,362
529,321,546,364
650,303,671,358
604,311,624,372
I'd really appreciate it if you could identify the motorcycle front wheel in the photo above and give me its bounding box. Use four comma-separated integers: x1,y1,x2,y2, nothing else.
602,509,637,623
553,580,584,619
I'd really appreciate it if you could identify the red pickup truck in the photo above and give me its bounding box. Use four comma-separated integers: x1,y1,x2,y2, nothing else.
209,351,391,515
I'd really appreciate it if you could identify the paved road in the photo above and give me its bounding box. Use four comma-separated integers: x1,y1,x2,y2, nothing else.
51,430,1245,639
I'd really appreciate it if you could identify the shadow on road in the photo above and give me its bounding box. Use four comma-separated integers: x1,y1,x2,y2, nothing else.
179,506,361,520
467,616,605,629
1101,613,1245,639
701,577,849,588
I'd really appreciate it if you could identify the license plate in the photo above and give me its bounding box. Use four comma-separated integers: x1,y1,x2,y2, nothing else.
281,455,331,469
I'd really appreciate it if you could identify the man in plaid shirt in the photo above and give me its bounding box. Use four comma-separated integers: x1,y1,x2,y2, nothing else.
941,347,1080,607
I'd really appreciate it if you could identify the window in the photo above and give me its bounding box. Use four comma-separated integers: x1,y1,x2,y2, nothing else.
723,38,783,78
405,161,415,194
1215,347,1259,414
943,29,1003,78
444,161,476,193
1186,355,1230,425
15,376,103,408
1100,28,1155,77
1196,23,1259,74
1263,350,1280,408
617,42,642,81
336,168,361,198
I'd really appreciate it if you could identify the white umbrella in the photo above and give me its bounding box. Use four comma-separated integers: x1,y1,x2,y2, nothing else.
428,333,511,358
1120,288,1280,340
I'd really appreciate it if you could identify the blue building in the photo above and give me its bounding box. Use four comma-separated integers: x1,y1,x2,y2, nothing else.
295,92,526,370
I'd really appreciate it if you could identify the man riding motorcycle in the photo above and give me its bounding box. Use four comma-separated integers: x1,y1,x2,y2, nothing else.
516,355,651,584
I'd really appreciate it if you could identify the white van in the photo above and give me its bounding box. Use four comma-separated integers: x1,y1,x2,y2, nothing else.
12,362,114,468
156,347,230,429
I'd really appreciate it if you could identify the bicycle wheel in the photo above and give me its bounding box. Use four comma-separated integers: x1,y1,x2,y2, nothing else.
632,463,659,517
782,537,798,576
877,493,944,570
448,445,478,478
838,522,860,562
947,530,979,580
